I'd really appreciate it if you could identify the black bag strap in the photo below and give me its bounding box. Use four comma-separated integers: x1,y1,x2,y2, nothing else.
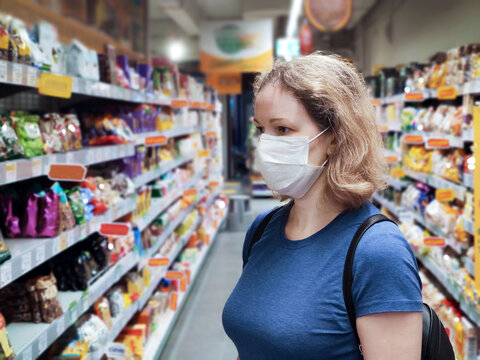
342,214,394,347
242,206,284,268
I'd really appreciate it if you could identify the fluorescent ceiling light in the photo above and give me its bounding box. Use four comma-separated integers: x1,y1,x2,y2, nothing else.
286,0,303,38
168,40,185,61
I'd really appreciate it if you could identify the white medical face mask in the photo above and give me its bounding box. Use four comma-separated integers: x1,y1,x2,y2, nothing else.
255,127,330,199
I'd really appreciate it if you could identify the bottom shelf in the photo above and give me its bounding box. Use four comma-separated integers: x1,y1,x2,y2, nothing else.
143,215,227,360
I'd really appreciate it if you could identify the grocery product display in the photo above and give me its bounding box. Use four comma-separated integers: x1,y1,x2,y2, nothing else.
0,9,226,360
372,42,480,359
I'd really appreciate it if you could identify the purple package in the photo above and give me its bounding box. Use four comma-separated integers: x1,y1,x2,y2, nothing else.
131,107,145,133
120,156,136,178
22,193,40,237
36,190,60,238
119,112,138,134
0,193,21,238
137,64,153,92
117,55,131,88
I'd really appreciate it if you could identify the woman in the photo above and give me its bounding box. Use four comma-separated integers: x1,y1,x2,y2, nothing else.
222,53,423,360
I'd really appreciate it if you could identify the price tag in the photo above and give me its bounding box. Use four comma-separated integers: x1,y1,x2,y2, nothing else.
171,99,188,108
371,98,382,105
79,223,87,239
36,245,45,265
170,292,178,311
426,138,450,149
52,238,60,255
435,189,456,202
37,73,73,98
377,125,388,132
32,159,42,177
165,271,184,279
48,164,86,181
424,237,446,246
56,318,65,336
26,67,38,87
22,346,32,360
403,135,424,144
66,151,74,163
0,61,7,82
183,189,198,196
437,86,458,100
21,252,32,272
67,230,75,247
37,332,47,353
148,258,169,266
390,168,406,178
385,155,399,163
69,301,78,323
205,131,217,137
81,291,90,312
11,63,22,84
209,181,219,187
198,149,210,157
0,262,12,287
205,233,211,245
99,223,130,236
5,163,16,183
404,92,424,102
59,232,67,251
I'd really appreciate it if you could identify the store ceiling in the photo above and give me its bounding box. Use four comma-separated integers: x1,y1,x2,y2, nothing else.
149,0,378,60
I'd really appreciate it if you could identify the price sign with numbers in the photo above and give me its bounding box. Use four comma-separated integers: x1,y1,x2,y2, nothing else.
69,301,78,324
38,73,73,98
26,67,38,87
32,159,42,177
11,63,23,84
5,163,16,183
81,291,90,312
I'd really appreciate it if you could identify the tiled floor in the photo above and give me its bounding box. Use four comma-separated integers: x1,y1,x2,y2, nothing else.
158,198,280,360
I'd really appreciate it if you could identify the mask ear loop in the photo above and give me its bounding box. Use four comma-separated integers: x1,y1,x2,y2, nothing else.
308,126,331,143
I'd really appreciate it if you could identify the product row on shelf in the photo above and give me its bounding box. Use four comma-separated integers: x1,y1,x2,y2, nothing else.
0,12,222,109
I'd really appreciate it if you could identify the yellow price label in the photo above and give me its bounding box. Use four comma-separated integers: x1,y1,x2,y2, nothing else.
37,73,73,99
435,189,455,202
390,168,406,178
437,86,458,100
198,149,210,157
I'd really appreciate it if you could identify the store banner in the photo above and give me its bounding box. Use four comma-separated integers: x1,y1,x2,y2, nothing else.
206,73,242,94
200,19,273,73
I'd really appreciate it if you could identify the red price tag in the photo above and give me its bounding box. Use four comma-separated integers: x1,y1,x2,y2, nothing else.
403,135,424,144
145,135,167,146
99,223,130,236
427,138,450,148
424,237,446,246
48,164,86,181
148,258,169,266
165,271,184,279
404,92,424,101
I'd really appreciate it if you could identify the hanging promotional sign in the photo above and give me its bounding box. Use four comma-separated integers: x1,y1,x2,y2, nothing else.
200,19,273,73
206,73,242,94
304,0,352,32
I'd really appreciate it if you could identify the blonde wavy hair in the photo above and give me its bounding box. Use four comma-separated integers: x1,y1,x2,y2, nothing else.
253,52,387,209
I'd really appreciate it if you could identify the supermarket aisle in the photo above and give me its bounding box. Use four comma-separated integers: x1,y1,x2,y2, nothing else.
160,198,280,360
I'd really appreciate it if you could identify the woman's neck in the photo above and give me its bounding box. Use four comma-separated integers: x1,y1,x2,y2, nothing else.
285,181,344,240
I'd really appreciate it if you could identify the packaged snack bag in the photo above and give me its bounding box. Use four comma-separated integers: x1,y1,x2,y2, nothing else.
36,189,60,238
51,182,76,232
0,313,14,360
0,114,24,159
12,112,44,157
94,296,112,329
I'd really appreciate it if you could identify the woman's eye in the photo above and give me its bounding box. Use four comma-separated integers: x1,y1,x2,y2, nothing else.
256,126,264,135
277,126,291,134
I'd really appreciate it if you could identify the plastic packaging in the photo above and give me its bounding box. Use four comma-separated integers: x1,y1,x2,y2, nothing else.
12,112,44,158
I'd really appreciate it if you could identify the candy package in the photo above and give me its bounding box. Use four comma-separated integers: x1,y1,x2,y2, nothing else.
106,286,125,317
36,189,60,238
54,339,89,360
9,18,32,65
63,114,83,150
94,297,112,329
34,274,64,322
0,192,20,238
66,188,86,225
39,113,66,153
0,114,24,159
51,182,76,232
76,314,108,352
12,111,44,158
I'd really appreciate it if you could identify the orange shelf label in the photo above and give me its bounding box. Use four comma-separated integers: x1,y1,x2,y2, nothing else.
208,181,219,187
191,102,202,108
171,99,188,108
170,293,178,310
371,98,382,105
390,168,406,178
149,258,169,266
185,269,191,284
180,278,187,292
183,189,198,196
38,73,73,99
404,135,424,144
207,105,215,111
385,156,399,163
427,138,450,148
166,271,184,280
378,125,388,132
424,237,446,246
201,102,208,108
198,149,210,157
145,135,167,146
404,92,424,101
437,86,458,100
48,164,86,181
435,189,456,202
99,223,130,236
205,131,217,136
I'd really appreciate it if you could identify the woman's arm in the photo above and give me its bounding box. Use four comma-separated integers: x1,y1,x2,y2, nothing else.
357,312,422,360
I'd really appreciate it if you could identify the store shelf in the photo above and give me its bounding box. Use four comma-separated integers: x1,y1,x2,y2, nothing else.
134,171,204,232
372,192,402,218
143,212,227,360
0,195,136,290
134,126,201,146
403,167,466,201
388,178,409,191
132,155,194,189
463,256,475,277
7,249,139,359
0,144,135,186
464,173,474,189
463,218,474,236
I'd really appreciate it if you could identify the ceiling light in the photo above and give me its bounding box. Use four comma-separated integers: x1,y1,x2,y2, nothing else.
286,0,303,38
168,40,185,61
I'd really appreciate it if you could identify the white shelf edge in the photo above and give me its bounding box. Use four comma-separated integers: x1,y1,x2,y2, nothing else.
132,155,194,189
134,126,201,146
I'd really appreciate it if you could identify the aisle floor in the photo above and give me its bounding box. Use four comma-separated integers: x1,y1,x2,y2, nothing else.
158,198,280,360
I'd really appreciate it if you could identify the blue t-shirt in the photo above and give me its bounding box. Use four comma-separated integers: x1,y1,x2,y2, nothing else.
222,201,423,360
